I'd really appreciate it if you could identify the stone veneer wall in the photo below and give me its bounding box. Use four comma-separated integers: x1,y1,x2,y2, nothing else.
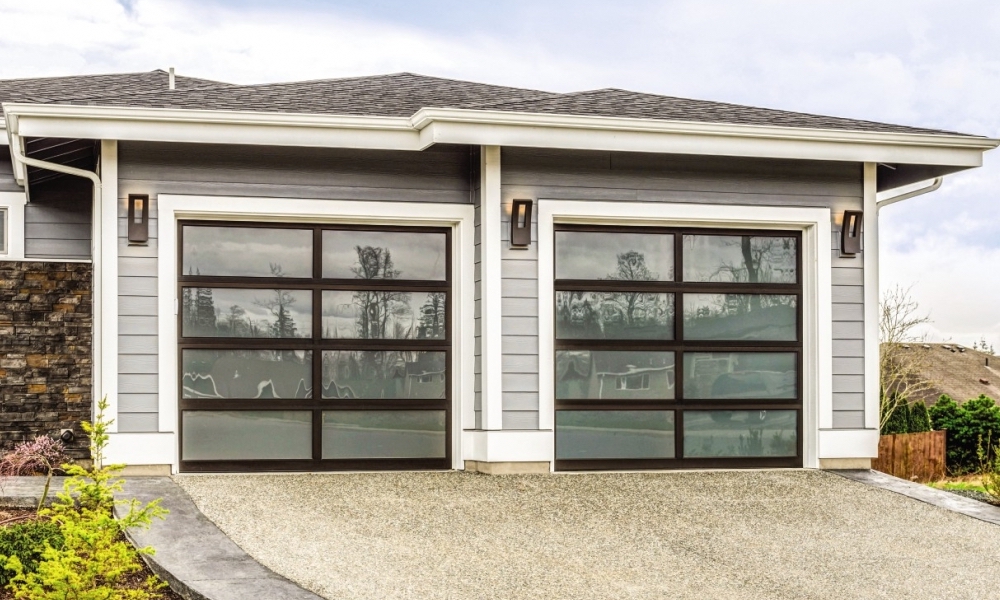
0,262,92,459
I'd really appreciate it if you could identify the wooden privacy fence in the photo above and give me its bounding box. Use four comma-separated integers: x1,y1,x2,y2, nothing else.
872,430,946,482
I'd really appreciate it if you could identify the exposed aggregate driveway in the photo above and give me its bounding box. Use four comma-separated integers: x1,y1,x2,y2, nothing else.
175,470,999,600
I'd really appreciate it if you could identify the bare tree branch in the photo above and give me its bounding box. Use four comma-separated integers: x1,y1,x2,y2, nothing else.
879,284,936,430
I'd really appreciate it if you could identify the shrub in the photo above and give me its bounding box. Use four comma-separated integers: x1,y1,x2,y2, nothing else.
909,401,932,433
930,394,1000,474
0,436,72,510
0,396,168,599
882,399,911,435
978,434,1000,502
0,522,62,587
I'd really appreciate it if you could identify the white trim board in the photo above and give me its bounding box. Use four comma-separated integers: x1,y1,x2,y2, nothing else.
6,103,995,170
154,194,475,472
537,200,836,468
0,191,26,260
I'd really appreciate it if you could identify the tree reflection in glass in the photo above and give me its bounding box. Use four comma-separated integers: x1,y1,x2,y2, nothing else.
683,235,797,284
684,294,796,341
322,351,445,399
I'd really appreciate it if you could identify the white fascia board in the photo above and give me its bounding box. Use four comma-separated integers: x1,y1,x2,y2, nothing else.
4,102,997,167
418,117,994,167
6,103,421,151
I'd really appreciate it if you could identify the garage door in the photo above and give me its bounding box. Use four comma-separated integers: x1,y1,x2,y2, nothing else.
177,221,451,472
553,225,802,470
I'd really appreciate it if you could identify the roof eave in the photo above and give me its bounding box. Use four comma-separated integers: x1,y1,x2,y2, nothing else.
3,102,996,174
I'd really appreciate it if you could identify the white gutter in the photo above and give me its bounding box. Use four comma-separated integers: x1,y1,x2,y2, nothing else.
876,177,943,211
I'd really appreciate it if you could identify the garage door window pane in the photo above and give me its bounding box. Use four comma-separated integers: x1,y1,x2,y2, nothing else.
183,226,312,278
555,231,674,281
684,352,796,400
322,351,445,399
556,411,675,459
556,291,673,339
323,230,446,281
182,350,312,399
683,235,796,283
683,294,796,341
183,411,312,460
182,288,312,338
322,411,446,458
683,410,797,457
322,290,446,339
556,351,675,400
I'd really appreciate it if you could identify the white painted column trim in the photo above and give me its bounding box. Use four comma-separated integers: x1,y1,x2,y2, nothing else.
151,194,474,472
863,162,880,430
479,146,504,430
537,200,832,468
99,140,119,430
0,192,27,260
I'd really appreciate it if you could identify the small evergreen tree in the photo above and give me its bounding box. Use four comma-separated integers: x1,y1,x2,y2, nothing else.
930,394,1000,473
908,401,932,433
882,399,911,435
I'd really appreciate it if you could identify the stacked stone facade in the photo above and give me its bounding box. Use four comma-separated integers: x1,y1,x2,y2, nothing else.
0,262,92,459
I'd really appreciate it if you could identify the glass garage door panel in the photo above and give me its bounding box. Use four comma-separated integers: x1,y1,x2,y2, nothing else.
683,234,797,284
321,411,446,459
182,411,312,460
555,231,674,281
322,230,446,280
556,411,675,459
182,350,312,399
182,288,313,338
322,290,446,340
555,291,674,340
683,410,797,458
683,352,796,400
182,226,313,278
556,351,675,400
683,294,797,341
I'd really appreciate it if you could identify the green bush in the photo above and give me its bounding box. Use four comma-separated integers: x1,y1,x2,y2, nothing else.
882,399,911,435
0,396,168,599
0,521,62,587
930,394,1000,474
909,401,932,433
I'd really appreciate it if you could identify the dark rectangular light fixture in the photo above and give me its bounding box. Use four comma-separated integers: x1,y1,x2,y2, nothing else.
127,194,149,245
840,210,863,256
510,199,532,249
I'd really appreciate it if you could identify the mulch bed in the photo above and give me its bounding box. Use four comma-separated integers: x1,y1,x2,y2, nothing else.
0,509,183,599
943,488,1000,507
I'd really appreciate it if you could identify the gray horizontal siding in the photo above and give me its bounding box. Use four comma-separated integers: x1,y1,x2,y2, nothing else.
24,201,91,259
0,149,20,192
500,147,867,429
117,142,473,433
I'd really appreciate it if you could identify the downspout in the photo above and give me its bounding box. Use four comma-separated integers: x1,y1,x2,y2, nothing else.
8,137,104,426
876,177,942,212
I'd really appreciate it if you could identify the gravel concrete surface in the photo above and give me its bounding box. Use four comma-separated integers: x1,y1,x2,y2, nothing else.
175,470,1000,600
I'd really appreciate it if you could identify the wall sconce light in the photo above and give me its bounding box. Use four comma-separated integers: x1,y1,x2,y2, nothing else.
510,199,532,249
127,194,149,245
840,210,863,256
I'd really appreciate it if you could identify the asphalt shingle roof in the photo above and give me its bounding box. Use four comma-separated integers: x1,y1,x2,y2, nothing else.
0,69,232,104
0,70,979,138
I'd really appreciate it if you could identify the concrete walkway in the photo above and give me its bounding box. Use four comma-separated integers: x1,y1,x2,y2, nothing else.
834,468,1000,526
176,470,1000,600
0,476,322,600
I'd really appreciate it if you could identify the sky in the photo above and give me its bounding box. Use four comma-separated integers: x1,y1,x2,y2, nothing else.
1,0,998,345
